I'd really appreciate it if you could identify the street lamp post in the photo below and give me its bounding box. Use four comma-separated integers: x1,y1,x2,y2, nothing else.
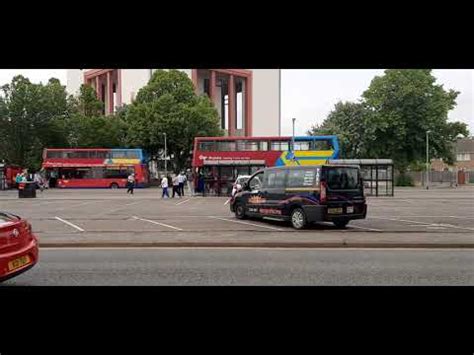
426,130,431,190
292,118,296,152
163,133,167,177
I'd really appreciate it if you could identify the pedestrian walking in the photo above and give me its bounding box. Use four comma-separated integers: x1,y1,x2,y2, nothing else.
172,174,181,198
161,175,169,198
126,173,135,195
178,171,186,196
186,169,194,196
34,172,44,192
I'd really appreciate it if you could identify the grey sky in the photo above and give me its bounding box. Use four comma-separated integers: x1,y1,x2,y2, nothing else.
1,69,472,135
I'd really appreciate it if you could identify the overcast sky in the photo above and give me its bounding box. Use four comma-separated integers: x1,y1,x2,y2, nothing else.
1,69,472,135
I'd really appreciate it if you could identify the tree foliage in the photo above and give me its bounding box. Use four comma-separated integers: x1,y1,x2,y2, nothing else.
61,85,128,148
125,69,223,172
0,76,69,170
309,70,469,171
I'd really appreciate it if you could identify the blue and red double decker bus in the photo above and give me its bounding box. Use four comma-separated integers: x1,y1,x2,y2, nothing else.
42,148,149,188
192,135,339,195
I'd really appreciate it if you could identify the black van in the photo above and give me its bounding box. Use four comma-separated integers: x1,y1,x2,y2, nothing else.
230,165,367,229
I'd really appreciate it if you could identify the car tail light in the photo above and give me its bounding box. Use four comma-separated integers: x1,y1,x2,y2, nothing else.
320,181,327,204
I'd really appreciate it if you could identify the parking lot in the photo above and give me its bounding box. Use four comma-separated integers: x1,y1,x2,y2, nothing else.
0,186,473,246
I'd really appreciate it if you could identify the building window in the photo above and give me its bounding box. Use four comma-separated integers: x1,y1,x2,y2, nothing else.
219,79,229,130
457,153,471,161
204,79,210,96
236,79,244,130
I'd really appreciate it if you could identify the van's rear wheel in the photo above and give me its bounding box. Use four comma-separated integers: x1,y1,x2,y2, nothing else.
333,219,349,228
291,208,307,229
235,203,246,219
110,183,119,189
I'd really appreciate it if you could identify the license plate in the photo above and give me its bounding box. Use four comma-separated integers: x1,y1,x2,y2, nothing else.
8,255,31,271
328,208,343,214
347,206,354,214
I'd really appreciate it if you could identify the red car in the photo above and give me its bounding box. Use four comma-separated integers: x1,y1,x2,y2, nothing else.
0,212,39,282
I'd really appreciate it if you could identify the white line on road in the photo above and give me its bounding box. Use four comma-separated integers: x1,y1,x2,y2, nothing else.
99,201,142,215
132,216,183,231
348,225,383,232
209,216,285,231
370,216,474,231
437,224,474,232
60,200,104,210
176,199,191,205
54,216,85,232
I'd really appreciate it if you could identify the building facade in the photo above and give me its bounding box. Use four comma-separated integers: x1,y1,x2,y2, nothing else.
431,137,474,172
66,69,281,137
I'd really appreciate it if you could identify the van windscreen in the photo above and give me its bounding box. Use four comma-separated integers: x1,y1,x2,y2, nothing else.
325,167,360,190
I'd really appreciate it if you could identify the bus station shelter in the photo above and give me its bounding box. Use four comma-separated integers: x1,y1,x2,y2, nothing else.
329,159,394,196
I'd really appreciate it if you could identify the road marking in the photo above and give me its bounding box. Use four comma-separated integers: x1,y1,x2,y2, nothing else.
397,199,415,204
54,216,85,232
436,224,474,232
348,225,383,232
132,216,183,231
176,199,191,205
99,201,142,215
371,217,474,231
369,216,474,222
208,216,285,231
60,200,105,210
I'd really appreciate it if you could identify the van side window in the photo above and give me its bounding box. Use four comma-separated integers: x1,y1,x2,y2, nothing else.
287,169,316,187
265,170,286,188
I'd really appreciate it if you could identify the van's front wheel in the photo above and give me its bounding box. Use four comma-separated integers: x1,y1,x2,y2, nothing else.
235,203,246,219
291,208,307,229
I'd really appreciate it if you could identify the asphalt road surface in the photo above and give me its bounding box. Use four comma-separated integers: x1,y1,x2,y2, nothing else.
3,248,474,286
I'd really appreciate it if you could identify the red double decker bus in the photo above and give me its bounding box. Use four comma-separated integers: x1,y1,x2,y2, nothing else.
192,136,339,196
42,148,149,189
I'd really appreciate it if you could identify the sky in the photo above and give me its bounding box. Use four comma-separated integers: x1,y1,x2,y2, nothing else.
0,69,472,135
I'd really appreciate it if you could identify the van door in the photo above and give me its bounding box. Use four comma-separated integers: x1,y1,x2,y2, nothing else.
244,171,266,217
261,169,287,218
322,166,365,215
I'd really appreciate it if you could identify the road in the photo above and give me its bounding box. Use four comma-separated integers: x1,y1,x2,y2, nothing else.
3,248,474,286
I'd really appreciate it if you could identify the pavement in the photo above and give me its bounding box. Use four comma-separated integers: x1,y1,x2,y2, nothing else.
3,247,474,285
0,186,473,248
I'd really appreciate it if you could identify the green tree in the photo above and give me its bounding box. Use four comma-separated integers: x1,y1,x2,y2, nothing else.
125,69,223,172
0,76,69,170
362,69,468,171
310,70,469,172
60,84,129,148
309,101,376,159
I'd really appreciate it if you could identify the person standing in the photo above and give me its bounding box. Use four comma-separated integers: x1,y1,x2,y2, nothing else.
178,171,186,197
127,173,135,195
15,173,22,187
161,175,169,199
172,174,181,198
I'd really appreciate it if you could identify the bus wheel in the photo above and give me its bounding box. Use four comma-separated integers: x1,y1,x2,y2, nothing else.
110,183,119,189
333,219,349,229
235,203,246,219
291,208,307,229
